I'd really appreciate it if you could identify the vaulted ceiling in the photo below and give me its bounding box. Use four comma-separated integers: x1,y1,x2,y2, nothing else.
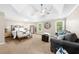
0,4,78,22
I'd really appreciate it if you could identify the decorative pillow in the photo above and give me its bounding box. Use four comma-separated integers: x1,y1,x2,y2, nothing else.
15,27,19,31
57,35,64,40
58,31,65,35
71,33,78,42
64,33,77,42
19,28,25,32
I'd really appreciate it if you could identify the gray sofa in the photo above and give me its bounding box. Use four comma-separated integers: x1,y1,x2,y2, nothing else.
50,33,79,54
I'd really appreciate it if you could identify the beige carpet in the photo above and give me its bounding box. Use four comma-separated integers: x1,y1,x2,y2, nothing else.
0,34,52,54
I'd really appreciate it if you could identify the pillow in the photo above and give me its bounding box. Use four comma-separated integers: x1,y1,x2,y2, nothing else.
57,35,64,40
15,27,19,31
58,31,65,35
19,28,25,31
64,33,77,42
71,33,78,42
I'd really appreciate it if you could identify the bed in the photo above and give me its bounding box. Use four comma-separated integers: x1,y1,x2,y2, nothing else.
11,25,32,39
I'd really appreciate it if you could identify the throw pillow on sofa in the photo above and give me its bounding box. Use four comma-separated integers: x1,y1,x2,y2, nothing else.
64,33,77,42
57,35,64,40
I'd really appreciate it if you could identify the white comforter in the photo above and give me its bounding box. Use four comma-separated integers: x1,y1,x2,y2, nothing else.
17,30,31,38
12,28,31,39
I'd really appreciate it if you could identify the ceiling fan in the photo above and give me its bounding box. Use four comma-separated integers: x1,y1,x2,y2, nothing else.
31,4,52,18
39,4,51,16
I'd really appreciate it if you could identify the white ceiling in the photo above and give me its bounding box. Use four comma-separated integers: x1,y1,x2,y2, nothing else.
0,4,78,22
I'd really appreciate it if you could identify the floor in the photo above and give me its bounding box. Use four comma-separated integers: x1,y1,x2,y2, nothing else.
0,34,52,54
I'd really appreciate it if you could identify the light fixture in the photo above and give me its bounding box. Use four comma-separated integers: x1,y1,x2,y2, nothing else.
40,4,50,16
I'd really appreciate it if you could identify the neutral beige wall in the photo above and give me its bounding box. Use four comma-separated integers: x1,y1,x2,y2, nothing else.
5,19,56,36
43,21,55,36
0,12,5,44
36,20,55,36
5,20,36,32
66,6,79,38
5,18,66,37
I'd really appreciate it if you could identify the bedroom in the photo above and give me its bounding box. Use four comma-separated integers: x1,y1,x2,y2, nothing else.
0,4,78,54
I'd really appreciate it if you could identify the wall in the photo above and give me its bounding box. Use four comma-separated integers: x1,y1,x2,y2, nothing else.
44,19,66,36
6,19,67,36
5,17,68,37
35,20,55,36
66,6,79,37
5,19,56,36
43,21,55,36
5,19,36,32
0,12,5,44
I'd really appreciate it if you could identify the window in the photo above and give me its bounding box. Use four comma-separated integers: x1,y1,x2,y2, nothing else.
55,20,65,33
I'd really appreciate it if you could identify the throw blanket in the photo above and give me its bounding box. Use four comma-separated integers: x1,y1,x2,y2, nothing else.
56,47,68,54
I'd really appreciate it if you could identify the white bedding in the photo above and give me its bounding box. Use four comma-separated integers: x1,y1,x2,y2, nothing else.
12,27,31,39
17,30,31,38
12,30,17,39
